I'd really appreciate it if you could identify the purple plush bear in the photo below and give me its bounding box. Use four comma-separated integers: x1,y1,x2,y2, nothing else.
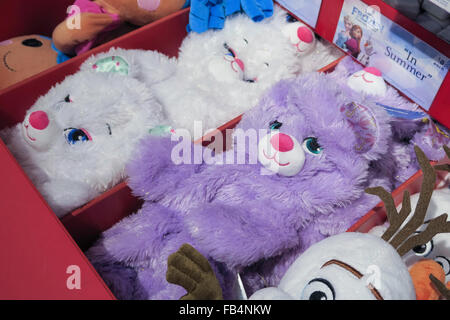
85,65,402,299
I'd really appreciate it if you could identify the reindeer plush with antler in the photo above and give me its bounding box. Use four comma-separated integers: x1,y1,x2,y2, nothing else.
167,145,450,300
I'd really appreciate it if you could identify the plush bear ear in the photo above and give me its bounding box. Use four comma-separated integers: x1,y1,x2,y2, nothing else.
90,55,130,75
80,47,177,85
80,48,136,77
340,101,390,160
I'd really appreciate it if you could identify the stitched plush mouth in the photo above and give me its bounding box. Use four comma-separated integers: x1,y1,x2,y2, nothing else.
263,149,290,167
353,73,374,83
24,124,36,141
3,51,16,72
293,43,305,52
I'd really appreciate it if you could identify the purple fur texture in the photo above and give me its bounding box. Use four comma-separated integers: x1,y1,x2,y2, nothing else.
85,69,403,300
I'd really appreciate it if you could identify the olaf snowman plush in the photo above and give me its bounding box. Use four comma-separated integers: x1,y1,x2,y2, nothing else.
0,54,167,217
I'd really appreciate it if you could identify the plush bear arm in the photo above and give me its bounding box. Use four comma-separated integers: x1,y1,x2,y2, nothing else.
126,136,202,200
132,50,178,85
186,203,301,270
52,12,115,54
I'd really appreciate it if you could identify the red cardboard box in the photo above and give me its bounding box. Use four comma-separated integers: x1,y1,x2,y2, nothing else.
0,2,445,300
0,6,189,300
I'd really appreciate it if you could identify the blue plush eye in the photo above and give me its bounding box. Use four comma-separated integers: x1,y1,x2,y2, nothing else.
269,120,282,130
303,137,323,155
64,128,91,144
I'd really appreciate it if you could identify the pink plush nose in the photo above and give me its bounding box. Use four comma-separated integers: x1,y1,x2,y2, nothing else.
29,111,49,130
270,133,294,152
364,67,382,76
137,0,160,11
297,26,314,43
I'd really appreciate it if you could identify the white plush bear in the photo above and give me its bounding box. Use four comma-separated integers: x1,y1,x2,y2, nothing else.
0,54,167,218
85,7,341,138
156,8,341,136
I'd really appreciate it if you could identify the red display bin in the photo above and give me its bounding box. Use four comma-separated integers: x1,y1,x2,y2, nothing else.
0,1,445,300
0,7,190,300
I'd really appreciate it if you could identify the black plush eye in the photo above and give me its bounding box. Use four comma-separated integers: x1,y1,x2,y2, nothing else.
64,95,72,103
269,120,282,130
264,62,269,67
223,42,235,57
243,38,248,44
412,240,434,257
303,137,323,155
64,128,91,144
22,38,43,47
435,256,450,275
286,14,297,23
106,123,112,135
301,278,335,300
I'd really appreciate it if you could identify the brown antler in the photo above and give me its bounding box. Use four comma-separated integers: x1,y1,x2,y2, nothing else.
166,243,223,300
430,274,450,300
365,187,411,243
388,146,437,250
397,213,450,256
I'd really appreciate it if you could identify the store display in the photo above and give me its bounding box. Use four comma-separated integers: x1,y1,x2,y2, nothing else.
0,52,167,217
0,0,448,301
52,0,188,55
0,35,71,91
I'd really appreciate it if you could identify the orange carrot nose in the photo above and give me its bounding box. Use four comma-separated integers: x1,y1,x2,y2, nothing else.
409,259,446,300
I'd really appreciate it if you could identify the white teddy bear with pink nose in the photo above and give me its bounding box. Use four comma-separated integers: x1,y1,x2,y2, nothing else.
150,7,340,136
0,54,167,217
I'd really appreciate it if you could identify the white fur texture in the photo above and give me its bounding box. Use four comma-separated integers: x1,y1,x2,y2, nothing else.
0,65,166,217
250,232,416,300
148,7,342,137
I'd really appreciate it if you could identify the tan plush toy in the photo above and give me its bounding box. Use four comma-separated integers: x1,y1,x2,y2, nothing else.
52,0,187,55
0,35,71,91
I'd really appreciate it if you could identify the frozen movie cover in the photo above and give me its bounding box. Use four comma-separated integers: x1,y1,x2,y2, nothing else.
333,0,449,110
276,0,323,28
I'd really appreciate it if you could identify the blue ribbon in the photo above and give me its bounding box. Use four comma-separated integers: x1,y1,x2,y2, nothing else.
39,35,72,64
185,0,274,33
